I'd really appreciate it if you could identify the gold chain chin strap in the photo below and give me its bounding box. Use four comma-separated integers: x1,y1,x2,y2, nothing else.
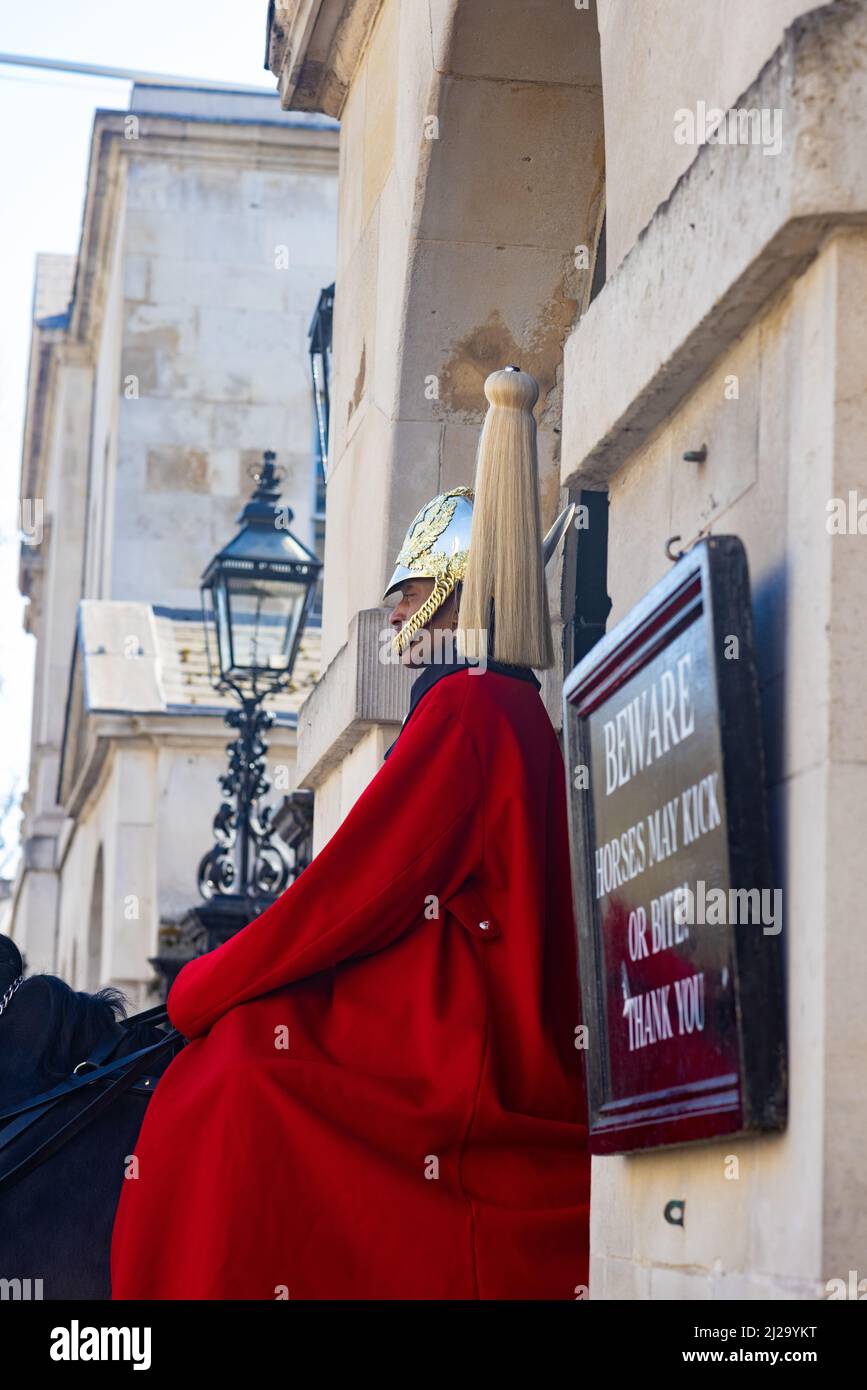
392,573,455,654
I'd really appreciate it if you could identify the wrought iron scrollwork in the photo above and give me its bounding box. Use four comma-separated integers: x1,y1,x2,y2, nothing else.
197,698,293,902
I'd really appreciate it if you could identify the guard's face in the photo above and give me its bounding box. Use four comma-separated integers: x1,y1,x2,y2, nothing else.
388,579,436,664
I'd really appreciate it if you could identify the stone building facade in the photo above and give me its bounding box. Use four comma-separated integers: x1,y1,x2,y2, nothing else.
266,0,867,1299
12,84,338,1004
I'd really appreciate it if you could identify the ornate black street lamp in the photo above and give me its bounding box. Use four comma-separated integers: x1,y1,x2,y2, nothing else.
162,452,322,969
200,450,320,708
197,448,321,910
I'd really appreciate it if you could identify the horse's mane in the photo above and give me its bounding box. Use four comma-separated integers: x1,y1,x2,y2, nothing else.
1,933,132,1081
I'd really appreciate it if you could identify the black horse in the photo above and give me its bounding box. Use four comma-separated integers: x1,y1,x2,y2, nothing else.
0,935,183,1299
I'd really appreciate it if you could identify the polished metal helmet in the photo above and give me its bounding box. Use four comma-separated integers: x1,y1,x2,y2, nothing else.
382,486,474,654
383,478,576,657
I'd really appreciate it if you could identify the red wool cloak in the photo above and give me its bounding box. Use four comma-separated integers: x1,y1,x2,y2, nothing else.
110,665,591,1300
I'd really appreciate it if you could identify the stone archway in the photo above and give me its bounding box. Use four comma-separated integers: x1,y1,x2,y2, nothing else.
350,0,609,700
382,0,605,552
278,0,605,671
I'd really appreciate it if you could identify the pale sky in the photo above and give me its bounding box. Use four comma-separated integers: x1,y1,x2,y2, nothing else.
0,2,276,872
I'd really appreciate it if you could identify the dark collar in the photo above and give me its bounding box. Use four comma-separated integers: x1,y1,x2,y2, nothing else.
383,657,541,760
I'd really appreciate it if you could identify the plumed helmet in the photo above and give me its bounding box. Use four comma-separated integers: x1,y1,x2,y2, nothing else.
381,367,579,665
382,486,474,654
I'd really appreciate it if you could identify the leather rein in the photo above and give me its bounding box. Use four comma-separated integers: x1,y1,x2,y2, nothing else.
0,991,185,1194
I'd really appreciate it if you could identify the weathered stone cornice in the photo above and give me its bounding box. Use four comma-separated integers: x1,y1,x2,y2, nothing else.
561,0,867,488
266,0,384,115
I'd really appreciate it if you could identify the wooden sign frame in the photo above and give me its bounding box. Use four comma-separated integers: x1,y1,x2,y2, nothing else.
563,536,787,1154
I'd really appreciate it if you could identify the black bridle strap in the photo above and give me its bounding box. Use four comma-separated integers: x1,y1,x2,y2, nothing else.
0,1029,183,1145
0,1000,175,1126
125,1004,173,1026
0,1096,68,1153
69,1004,173,1071
0,1030,181,1123
0,1050,172,1155
0,1027,182,1194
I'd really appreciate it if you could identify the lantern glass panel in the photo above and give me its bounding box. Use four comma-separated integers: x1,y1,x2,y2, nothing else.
224,570,308,674
214,578,233,676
